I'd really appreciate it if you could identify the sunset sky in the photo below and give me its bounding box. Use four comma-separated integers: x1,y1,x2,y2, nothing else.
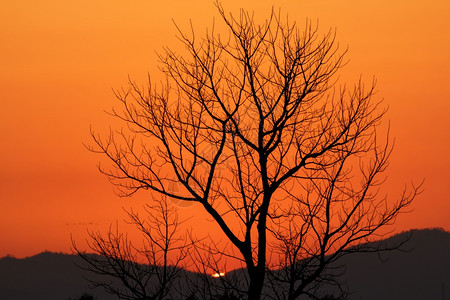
1,0,449,259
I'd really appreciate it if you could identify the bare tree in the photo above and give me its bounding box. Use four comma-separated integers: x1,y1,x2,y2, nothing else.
72,198,189,300
88,3,421,299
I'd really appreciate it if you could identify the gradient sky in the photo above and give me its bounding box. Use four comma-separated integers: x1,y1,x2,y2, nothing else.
1,0,449,259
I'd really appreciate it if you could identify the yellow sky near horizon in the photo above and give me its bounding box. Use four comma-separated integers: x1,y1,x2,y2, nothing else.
1,0,449,259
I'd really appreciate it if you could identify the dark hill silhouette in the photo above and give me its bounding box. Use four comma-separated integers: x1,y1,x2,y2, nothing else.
0,228,449,299
0,251,115,300
334,228,450,299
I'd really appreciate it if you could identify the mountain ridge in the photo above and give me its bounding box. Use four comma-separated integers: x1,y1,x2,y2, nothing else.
1,228,449,299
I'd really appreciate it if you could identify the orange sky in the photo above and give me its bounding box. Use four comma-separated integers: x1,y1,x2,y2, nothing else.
1,0,449,259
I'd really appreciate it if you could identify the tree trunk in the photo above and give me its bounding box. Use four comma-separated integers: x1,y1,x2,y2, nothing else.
248,268,265,300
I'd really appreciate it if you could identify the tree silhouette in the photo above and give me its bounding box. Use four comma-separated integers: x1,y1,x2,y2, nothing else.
73,199,190,300
87,3,421,299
